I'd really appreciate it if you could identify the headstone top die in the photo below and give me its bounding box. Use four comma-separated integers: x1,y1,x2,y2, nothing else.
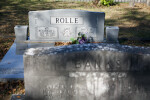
29,9,105,42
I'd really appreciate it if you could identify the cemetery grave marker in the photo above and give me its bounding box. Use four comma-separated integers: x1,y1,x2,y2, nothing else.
28,9,105,42
24,43,150,100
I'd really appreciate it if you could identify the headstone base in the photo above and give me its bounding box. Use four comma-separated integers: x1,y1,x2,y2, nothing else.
10,94,25,100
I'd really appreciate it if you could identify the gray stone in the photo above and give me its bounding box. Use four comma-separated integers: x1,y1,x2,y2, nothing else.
0,42,55,81
15,42,54,55
0,43,24,80
29,9,105,42
28,43,54,48
24,43,150,100
14,25,28,42
106,26,119,43
16,43,28,55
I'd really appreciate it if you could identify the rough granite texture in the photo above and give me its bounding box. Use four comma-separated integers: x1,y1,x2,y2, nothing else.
25,43,150,56
24,43,150,100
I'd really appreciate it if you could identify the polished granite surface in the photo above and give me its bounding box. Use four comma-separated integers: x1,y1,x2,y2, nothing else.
0,43,24,79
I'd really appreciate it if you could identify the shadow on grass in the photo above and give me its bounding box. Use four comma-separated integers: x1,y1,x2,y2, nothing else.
121,8,150,37
105,7,150,46
1,1,150,40
0,0,89,37
0,0,91,59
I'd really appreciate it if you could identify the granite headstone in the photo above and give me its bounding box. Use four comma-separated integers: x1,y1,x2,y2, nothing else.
24,43,150,100
29,9,105,42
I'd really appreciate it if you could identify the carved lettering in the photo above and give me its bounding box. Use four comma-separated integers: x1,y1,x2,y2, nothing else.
75,18,78,23
76,61,81,68
84,60,93,70
60,18,64,23
77,27,96,37
42,73,111,99
33,53,128,72
51,17,83,24
36,27,57,38
43,84,78,98
65,18,69,23
56,18,59,23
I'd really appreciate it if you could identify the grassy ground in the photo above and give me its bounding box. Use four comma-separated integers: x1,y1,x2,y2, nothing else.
0,0,150,99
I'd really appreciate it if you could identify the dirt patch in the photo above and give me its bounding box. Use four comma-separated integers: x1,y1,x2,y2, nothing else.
54,42,72,46
0,37,14,61
0,80,25,100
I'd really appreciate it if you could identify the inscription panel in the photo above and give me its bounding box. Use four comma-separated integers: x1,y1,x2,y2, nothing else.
41,73,110,100
77,27,96,37
33,72,148,100
25,72,150,100
51,17,83,25
29,51,132,75
36,27,58,39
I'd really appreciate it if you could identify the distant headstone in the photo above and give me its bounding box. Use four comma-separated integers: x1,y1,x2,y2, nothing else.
29,9,105,42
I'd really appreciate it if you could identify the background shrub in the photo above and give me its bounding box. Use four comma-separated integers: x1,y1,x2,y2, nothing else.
100,0,115,6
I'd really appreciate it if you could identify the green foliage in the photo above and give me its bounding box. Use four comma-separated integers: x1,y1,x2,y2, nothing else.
70,37,79,44
100,0,115,6
70,32,89,44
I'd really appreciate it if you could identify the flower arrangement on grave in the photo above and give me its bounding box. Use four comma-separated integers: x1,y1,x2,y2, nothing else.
70,32,93,44
55,32,95,46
